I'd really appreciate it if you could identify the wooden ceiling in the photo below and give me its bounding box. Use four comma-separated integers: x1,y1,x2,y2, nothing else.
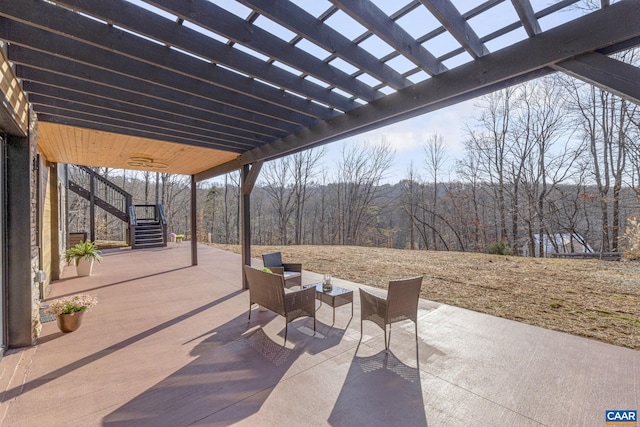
1,0,639,179
37,122,238,175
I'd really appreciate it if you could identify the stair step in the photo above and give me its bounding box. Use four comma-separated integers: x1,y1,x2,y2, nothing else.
135,224,161,229
135,237,163,243
133,242,165,249
135,234,163,241
132,216,164,249
135,230,162,236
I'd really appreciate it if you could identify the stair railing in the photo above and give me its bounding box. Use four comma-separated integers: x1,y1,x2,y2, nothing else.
68,165,133,244
128,205,137,249
74,166,132,218
157,204,168,247
133,204,158,222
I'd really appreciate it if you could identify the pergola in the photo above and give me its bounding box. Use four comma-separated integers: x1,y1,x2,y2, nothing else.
1,0,639,277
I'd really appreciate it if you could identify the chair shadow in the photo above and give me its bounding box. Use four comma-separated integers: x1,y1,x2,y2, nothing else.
328,346,428,427
103,309,342,426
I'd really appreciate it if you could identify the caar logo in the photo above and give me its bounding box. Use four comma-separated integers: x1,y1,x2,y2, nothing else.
606,410,637,425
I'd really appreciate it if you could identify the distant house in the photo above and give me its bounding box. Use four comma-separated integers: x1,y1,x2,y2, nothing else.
522,233,593,257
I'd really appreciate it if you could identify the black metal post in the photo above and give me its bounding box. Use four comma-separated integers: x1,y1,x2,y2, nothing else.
241,164,251,290
5,134,33,348
50,164,60,282
191,175,197,266
89,168,95,242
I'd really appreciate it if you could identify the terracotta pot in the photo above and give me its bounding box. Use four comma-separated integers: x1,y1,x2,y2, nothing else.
76,258,94,276
56,311,85,333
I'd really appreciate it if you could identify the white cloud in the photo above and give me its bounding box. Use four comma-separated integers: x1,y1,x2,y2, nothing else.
321,99,481,182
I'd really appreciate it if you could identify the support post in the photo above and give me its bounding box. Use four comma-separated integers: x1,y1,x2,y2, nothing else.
89,168,95,242
5,134,33,348
50,163,60,282
241,164,251,289
191,175,197,266
240,161,263,290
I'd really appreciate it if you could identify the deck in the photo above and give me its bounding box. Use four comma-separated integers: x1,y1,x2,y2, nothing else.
0,244,637,426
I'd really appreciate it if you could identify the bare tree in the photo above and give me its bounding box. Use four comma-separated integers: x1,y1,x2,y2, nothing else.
400,163,420,250
563,52,638,252
337,140,394,245
514,77,573,256
262,157,296,245
465,88,515,245
456,148,489,250
424,133,448,249
291,148,325,245
220,172,240,244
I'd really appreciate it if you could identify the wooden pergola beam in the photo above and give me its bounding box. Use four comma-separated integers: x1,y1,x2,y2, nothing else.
511,0,542,37
331,0,446,76
554,52,640,105
0,47,28,136
419,0,488,59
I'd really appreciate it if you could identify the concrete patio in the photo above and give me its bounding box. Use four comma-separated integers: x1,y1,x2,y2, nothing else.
0,244,637,426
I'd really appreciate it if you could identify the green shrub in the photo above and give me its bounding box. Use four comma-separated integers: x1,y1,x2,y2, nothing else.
488,240,512,255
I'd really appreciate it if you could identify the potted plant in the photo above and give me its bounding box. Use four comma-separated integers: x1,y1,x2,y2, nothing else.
44,294,98,333
65,240,102,276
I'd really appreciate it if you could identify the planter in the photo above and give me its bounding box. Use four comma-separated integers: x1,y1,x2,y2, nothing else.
76,258,94,276
56,311,85,333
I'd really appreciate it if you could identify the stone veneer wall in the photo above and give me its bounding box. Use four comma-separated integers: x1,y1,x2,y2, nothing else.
29,111,41,342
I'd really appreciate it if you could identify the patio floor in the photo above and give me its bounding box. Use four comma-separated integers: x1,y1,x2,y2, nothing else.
0,244,637,426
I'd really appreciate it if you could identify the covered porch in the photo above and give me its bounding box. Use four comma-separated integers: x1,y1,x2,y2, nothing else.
1,245,637,426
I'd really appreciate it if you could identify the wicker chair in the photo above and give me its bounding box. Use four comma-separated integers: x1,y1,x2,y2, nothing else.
262,252,302,289
359,276,423,350
244,265,316,343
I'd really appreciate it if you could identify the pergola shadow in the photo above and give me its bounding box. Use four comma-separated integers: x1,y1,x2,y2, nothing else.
328,345,427,427
103,309,342,425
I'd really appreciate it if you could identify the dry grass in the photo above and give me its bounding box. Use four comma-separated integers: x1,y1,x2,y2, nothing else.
211,244,640,350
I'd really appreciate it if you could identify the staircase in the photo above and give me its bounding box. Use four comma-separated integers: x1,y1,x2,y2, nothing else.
129,204,168,249
68,166,167,249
